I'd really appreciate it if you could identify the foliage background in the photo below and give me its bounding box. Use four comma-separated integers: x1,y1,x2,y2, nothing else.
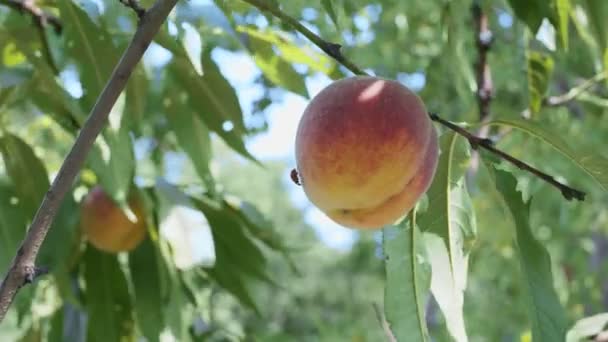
0,0,607,341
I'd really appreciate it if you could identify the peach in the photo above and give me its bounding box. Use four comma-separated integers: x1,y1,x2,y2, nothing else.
80,186,147,253
295,76,438,229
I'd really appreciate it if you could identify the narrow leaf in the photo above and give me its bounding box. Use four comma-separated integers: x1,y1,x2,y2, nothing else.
554,0,571,49
236,26,309,97
0,133,49,217
383,218,430,342
488,167,568,341
0,181,28,273
417,132,474,342
83,248,134,342
320,0,340,29
164,86,215,194
129,238,164,342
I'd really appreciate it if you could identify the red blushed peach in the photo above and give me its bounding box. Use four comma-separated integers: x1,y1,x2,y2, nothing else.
295,76,438,229
80,186,147,253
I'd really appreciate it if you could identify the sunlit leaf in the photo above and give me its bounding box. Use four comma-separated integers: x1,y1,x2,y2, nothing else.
527,51,554,114
383,218,430,342
417,132,474,342
566,312,608,342
554,0,570,49
237,26,309,97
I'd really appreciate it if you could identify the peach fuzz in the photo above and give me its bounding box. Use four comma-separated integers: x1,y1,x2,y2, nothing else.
295,76,438,229
80,186,147,253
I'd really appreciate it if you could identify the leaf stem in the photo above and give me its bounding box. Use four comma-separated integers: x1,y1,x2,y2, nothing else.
0,0,179,323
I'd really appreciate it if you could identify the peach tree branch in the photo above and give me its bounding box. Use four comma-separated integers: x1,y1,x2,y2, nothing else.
429,113,586,201
241,0,587,202
0,0,62,33
0,0,179,323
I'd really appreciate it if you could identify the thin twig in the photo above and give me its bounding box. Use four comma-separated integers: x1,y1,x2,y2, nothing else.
429,113,586,201
372,303,397,342
1,0,62,34
0,0,179,323
544,71,608,107
242,0,586,201
240,0,367,76
118,0,146,19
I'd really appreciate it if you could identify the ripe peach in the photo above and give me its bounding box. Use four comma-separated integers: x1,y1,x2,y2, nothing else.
80,186,147,253
295,76,438,229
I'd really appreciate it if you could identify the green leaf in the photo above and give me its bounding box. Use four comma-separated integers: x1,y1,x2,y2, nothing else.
37,194,79,271
486,118,608,191
83,248,134,342
0,133,49,217
87,93,135,206
125,64,149,130
383,218,430,342
488,167,568,341
417,132,475,342
47,307,65,342
129,238,164,342
168,55,258,164
554,0,571,49
584,0,608,51
57,1,118,108
0,181,28,273
236,26,309,97
527,51,554,114
164,86,215,194
320,0,340,29
566,312,608,342
507,0,552,33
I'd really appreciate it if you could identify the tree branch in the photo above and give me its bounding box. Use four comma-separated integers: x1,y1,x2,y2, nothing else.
0,0,62,34
429,113,586,201
240,0,587,202
0,0,179,323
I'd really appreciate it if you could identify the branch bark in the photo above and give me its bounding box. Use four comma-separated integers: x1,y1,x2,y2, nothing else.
0,0,63,33
241,0,586,202
0,0,179,323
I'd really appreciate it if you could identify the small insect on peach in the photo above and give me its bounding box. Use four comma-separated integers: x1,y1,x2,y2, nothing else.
290,168,301,186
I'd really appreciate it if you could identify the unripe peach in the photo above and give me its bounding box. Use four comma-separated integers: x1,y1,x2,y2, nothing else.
80,186,147,253
295,76,438,229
